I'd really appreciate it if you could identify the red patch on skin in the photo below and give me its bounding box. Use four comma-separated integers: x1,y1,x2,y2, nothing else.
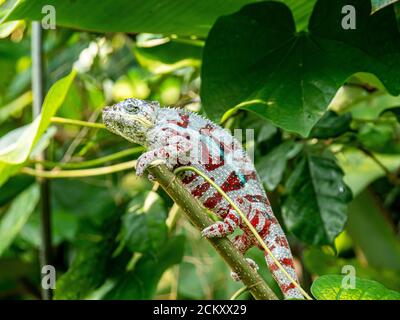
281,283,297,292
276,236,289,248
221,172,243,192
176,114,189,128
200,123,214,134
244,194,270,205
203,192,222,209
269,263,279,272
227,212,240,225
281,258,294,268
250,212,260,228
217,205,232,219
191,181,210,197
259,219,272,238
182,173,198,184
218,223,224,233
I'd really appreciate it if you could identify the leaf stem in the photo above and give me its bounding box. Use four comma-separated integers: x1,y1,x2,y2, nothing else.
230,286,249,300
21,160,136,179
357,146,400,185
33,147,144,169
51,116,106,129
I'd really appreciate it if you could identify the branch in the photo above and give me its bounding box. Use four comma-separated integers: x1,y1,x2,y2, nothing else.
148,164,278,300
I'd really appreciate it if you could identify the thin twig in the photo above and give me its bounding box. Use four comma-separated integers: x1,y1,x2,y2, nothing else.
32,147,143,169
51,116,106,129
21,160,137,179
31,21,52,300
358,146,400,185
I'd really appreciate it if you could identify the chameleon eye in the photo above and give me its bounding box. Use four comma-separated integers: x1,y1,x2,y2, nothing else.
127,105,139,113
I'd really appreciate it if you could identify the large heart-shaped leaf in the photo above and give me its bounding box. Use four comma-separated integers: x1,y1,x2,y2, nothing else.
282,150,352,245
201,0,400,136
311,275,400,300
2,0,316,37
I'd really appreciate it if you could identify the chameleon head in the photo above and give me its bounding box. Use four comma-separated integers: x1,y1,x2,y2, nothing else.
102,98,159,144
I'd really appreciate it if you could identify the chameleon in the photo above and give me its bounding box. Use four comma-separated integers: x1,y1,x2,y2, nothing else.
102,98,303,299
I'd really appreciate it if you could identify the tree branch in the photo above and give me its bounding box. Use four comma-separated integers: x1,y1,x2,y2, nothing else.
148,165,278,300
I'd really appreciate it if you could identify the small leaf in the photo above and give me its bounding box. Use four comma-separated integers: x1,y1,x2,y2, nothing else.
121,191,168,254
0,184,39,256
0,69,76,186
282,150,352,245
0,175,34,207
310,111,352,139
256,141,303,191
0,91,32,124
54,214,122,300
358,122,400,154
104,235,185,299
311,275,400,300
133,36,203,74
371,0,400,13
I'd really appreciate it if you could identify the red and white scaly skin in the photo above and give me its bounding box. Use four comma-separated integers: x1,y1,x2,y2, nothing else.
102,99,303,299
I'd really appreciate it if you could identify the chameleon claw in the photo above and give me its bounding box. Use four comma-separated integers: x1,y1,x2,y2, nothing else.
231,258,259,281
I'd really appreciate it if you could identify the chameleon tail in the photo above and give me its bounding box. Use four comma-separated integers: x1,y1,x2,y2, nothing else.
261,219,304,299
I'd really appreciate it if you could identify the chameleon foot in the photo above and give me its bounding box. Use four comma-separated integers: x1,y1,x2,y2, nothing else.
231,258,259,281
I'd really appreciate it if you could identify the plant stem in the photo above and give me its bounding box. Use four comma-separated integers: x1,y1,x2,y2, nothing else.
32,21,52,300
148,165,278,300
230,286,249,300
21,160,137,179
358,146,400,185
33,147,144,169
174,166,312,300
51,116,106,129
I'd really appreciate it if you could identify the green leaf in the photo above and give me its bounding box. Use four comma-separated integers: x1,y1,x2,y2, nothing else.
357,122,400,154
0,175,34,207
121,191,168,254
337,148,400,196
256,140,302,191
0,91,32,124
347,191,400,270
282,150,352,245
0,68,76,186
371,0,400,13
2,0,315,37
133,36,203,74
344,91,400,120
311,275,400,300
0,184,39,256
201,0,400,136
310,111,352,139
54,214,122,300
104,235,185,299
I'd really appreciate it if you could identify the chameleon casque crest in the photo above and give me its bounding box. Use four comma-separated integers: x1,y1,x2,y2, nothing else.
102,98,303,299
